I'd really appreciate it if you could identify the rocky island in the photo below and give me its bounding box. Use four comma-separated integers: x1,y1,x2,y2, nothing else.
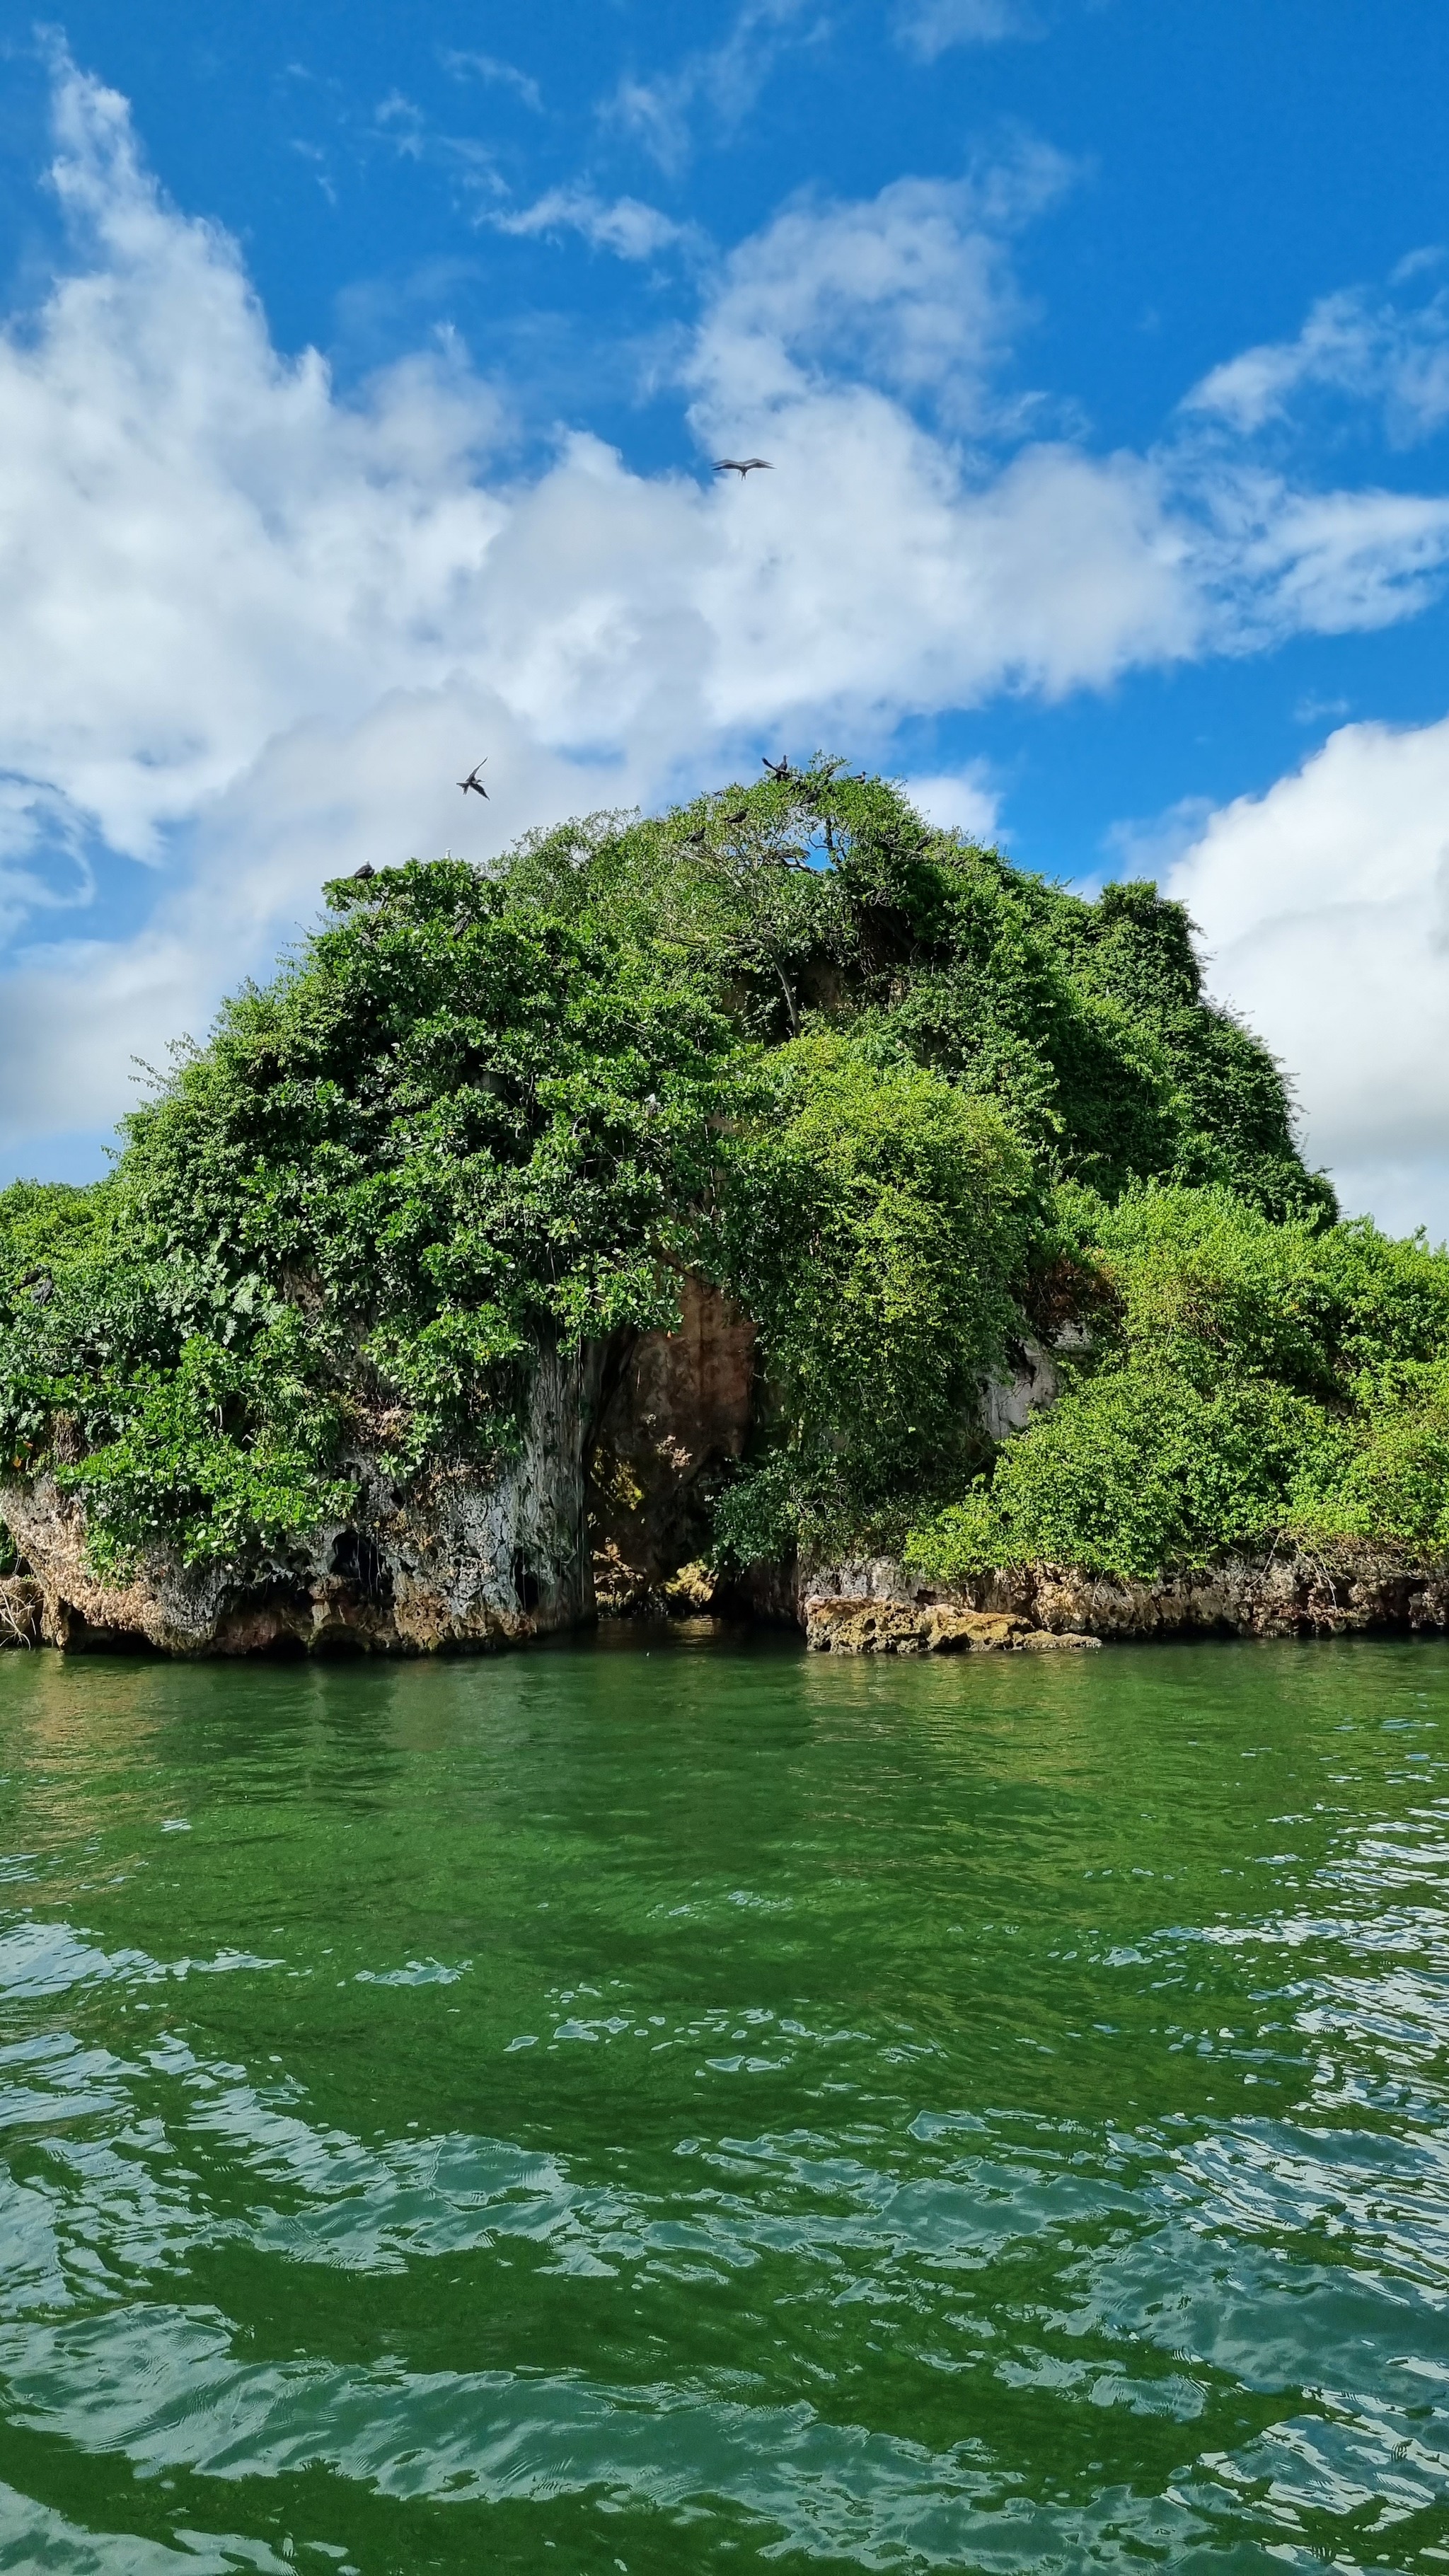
1,761,1447,1656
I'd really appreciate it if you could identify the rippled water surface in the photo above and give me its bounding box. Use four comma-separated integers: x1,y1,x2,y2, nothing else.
3,1631,1449,2572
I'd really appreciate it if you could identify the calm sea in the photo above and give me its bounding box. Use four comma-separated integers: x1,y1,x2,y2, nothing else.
1,1629,1447,2571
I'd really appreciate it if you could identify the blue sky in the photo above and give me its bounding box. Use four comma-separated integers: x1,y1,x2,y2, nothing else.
1,1,1448,1226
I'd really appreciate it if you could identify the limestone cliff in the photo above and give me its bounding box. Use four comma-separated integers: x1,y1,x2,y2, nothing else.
798,1547,1449,1647
1,1346,604,1656
0,1286,755,1656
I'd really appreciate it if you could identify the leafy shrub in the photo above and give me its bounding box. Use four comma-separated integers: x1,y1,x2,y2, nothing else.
906,1183,1449,1583
714,1034,1032,1557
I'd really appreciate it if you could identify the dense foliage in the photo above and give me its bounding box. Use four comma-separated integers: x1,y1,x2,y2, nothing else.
1,756,1441,1588
906,1186,1449,1581
0,858,734,1570
712,1033,1032,1561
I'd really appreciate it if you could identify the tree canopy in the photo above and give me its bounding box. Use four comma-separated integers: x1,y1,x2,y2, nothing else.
5,758,1434,1590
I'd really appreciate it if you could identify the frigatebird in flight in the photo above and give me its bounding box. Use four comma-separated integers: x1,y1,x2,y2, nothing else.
713,458,773,479
458,761,490,798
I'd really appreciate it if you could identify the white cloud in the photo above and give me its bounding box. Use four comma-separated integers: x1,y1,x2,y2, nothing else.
1201,477,1449,638
1293,691,1352,727
491,187,691,261
1166,714,1449,1240
1187,279,1449,448
439,50,543,114
687,163,1069,427
3,57,1449,1174
0,778,99,942
894,0,1041,64
900,767,1000,839
0,63,511,867
603,0,817,173
1101,795,1215,883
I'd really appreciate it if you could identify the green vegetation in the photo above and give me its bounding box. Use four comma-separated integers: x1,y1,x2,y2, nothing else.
712,1032,1033,1563
1,757,1445,1593
905,1187,1449,1582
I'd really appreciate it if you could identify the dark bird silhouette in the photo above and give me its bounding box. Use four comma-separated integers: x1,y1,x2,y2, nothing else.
684,827,708,847
350,863,376,882
458,761,490,798
713,458,773,478
762,756,792,781
725,807,750,825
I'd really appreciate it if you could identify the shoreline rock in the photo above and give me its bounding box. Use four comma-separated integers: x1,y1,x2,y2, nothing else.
804,1596,1098,1654
0,1345,605,1657
797,1544,1449,1646
4,1283,1448,1658
0,1577,42,1648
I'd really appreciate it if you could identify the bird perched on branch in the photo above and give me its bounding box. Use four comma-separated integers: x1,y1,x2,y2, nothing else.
684,827,708,847
350,863,376,882
762,756,792,781
725,806,750,824
713,458,773,479
458,761,489,797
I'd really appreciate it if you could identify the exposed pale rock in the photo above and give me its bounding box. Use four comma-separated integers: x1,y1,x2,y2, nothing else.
0,1577,42,1647
978,1334,1060,1443
804,1595,1097,1654
10,1259,1448,1660
799,1546,1449,1644
0,1346,604,1657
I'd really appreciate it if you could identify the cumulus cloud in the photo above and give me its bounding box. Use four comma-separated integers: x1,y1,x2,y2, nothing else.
687,158,1070,427
0,63,510,864
899,767,1000,838
1167,714,1449,1240
3,54,1449,1177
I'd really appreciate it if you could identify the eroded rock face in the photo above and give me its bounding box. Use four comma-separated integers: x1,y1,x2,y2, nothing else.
800,1546,1449,1645
0,1346,604,1657
978,1335,1061,1443
589,1277,756,1615
16,1264,1442,1660
0,1578,42,1648
804,1596,1098,1654
0,1281,757,1656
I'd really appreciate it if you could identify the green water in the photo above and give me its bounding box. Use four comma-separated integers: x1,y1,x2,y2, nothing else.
1,1633,1448,2573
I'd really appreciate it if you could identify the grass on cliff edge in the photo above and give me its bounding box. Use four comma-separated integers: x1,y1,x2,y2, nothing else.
0,759,1444,1588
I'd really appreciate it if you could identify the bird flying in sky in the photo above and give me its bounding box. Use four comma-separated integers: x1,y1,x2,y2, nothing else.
458,761,489,797
713,458,773,478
